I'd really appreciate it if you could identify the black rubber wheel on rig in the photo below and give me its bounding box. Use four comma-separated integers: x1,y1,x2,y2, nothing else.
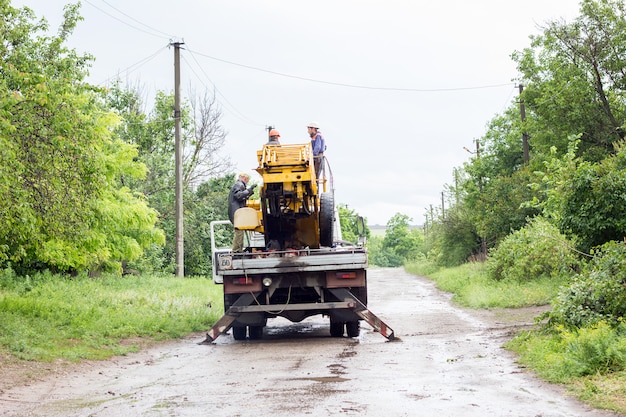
346,321,360,338
232,326,247,340
319,192,335,247
329,320,344,337
248,325,264,340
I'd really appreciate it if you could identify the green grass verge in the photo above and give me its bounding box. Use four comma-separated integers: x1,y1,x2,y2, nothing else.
507,324,626,414
0,272,223,362
404,261,562,308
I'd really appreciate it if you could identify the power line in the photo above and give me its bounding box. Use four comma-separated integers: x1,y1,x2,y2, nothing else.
186,47,515,93
83,0,173,39
183,49,263,126
83,1,514,94
94,44,170,86
99,0,175,39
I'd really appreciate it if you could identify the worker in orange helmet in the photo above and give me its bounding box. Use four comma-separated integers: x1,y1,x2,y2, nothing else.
267,128,281,145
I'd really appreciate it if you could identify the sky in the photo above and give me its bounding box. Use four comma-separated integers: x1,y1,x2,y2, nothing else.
19,0,582,225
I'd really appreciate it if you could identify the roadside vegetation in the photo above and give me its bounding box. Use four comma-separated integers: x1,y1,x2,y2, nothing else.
0,269,223,362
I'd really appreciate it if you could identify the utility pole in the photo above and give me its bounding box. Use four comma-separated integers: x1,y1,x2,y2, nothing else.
519,84,530,163
441,191,445,220
173,41,184,277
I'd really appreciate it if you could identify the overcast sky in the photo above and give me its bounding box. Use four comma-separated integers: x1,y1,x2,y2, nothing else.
20,0,581,225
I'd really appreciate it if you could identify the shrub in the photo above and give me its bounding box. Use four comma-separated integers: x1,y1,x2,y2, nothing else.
549,241,626,328
485,216,581,282
509,321,626,383
558,321,626,377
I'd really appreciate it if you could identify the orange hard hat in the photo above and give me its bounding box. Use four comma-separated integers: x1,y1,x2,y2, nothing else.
269,129,280,137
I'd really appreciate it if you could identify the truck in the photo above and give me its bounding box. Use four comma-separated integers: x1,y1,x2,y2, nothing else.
203,142,394,342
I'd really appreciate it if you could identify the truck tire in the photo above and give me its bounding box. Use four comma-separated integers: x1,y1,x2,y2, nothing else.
320,192,334,247
232,326,247,340
248,325,263,340
330,320,344,337
346,321,360,338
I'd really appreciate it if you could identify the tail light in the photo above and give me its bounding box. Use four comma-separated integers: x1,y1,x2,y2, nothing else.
336,271,357,279
232,277,254,285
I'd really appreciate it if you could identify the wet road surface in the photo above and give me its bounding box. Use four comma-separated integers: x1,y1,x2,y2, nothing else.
1,268,621,416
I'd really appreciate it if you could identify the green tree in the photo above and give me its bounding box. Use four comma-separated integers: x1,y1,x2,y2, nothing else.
106,84,232,275
368,235,403,267
439,0,626,266
533,140,626,253
338,204,369,244
431,203,481,266
0,2,163,273
513,0,626,162
382,213,422,264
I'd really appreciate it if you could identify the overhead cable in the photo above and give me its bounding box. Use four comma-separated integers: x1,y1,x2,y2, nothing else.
186,48,515,93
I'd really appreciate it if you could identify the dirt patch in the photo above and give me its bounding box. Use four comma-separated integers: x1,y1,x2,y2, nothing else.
0,337,164,394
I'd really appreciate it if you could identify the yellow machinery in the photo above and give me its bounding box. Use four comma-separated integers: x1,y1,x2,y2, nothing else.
205,141,396,342
248,142,334,250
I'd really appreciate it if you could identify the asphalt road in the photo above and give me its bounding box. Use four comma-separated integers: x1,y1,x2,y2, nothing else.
1,268,621,417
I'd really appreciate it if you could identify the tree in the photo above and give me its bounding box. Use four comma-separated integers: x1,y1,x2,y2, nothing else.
534,140,626,253
431,203,481,266
381,213,422,264
106,83,232,274
435,0,626,266
338,204,369,244
0,2,163,273
513,0,626,162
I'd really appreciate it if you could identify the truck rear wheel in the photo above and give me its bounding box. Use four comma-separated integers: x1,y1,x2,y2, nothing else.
330,320,344,337
232,326,247,340
346,321,360,338
248,325,264,340
320,192,334,247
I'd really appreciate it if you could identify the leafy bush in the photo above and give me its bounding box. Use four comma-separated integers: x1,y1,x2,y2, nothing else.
558,322,626,377
559,145,626,254
486,216,581,282
508,322,626,382
549,241,626,328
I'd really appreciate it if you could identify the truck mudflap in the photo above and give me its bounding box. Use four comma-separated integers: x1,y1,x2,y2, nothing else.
200,288,395,344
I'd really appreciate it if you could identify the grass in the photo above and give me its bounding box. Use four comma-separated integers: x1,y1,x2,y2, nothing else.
0,271,223,362
506,324,626,414
405,261,563,308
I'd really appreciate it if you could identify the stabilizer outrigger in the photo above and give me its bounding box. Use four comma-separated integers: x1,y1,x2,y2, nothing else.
201,288,395,344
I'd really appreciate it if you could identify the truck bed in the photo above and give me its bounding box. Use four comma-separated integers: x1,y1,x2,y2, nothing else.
216,247,368,275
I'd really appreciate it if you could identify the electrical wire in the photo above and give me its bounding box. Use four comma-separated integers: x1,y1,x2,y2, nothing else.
93,44,170,86
182,49,263,126
83,1,515,94
186,47,515,93
83,0,173,40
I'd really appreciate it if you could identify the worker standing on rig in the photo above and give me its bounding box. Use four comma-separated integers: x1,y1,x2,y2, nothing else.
266,128,281,145
307,121,325,178
228,173,256,252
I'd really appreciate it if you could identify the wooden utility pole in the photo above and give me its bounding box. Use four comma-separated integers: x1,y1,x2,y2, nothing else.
441,191,445,220
519,84,530,163
173,41,184,277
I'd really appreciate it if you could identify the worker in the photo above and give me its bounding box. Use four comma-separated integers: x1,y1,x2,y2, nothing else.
307,121,325,178
267,128,281,145
228,173,256,252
